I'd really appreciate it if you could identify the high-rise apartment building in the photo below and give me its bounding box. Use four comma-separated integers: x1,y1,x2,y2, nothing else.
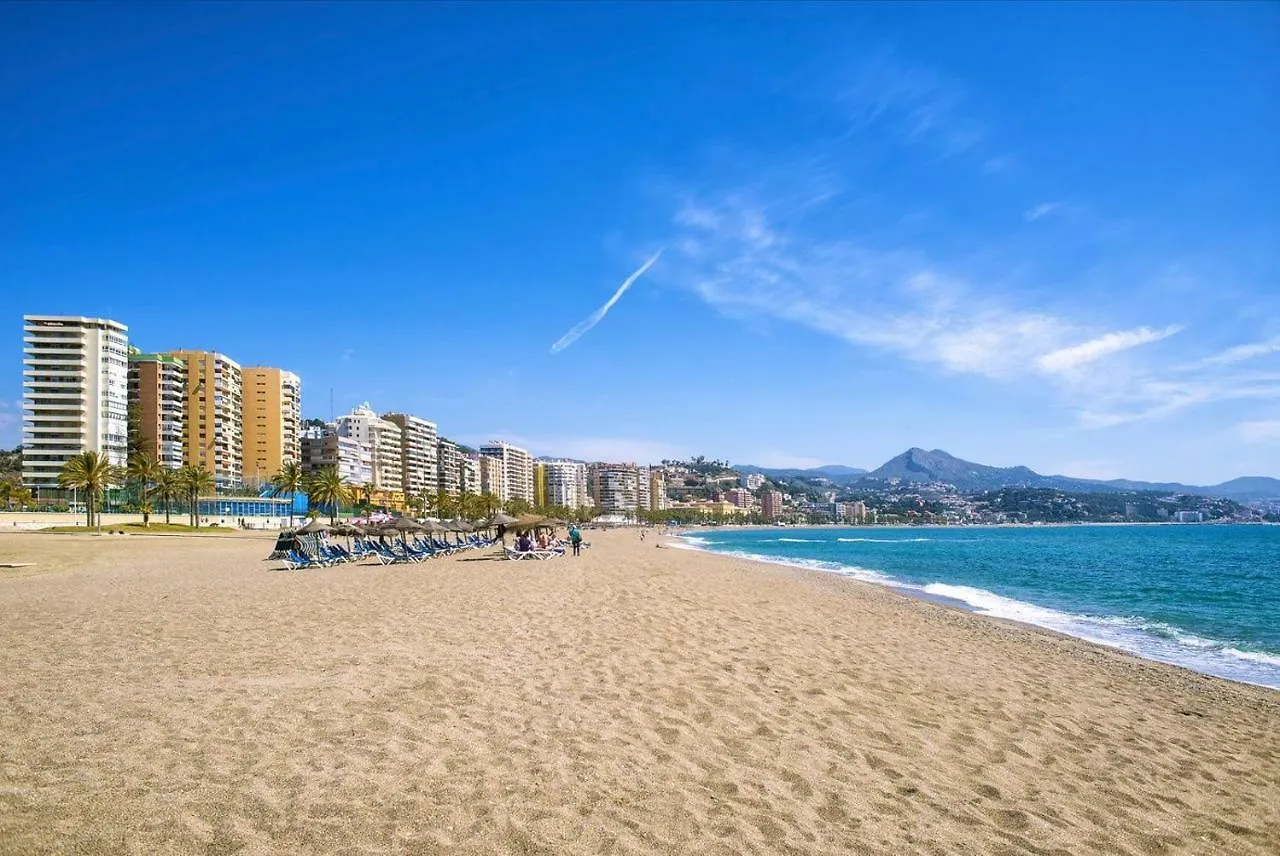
383,413,438,500
168,350,244,490
241,367,301,485
479,441,534,504
761,490,784,519
725,487,754,509
22,315,130,487
478,454,504,499
436,438,461,495
541,459,589,509
637,466,651,512
460,456,480,495
301,424,372,486
336,403,402,493
648,469,668,511
127,350,186,470
590,463,640,514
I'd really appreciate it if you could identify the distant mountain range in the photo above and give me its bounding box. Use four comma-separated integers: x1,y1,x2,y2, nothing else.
737,464,867,481
741,448,1280,501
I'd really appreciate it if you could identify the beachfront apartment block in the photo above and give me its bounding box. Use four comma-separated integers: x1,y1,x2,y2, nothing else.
127,349,186,471
22,315,130,487
590,463,640,514
538,459,590,509
167,350,244,490
649,468,668,511
761,489,784,519
384,413,439,499
436,438,461,495
241,367,301,486
300,424,373,486
725,487,754,509
336,403,403,494
479,441,534,504
480,454,505,500
461,456,480,495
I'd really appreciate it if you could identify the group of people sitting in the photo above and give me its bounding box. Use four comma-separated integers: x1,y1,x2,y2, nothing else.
506,524,586,560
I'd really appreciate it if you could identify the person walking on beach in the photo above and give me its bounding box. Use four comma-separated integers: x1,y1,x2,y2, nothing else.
569,525,582,556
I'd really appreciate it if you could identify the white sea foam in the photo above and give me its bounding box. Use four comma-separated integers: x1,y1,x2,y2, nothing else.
776,537,821,543
676,534,1280,689
837,537,932,543
921,583,1280,689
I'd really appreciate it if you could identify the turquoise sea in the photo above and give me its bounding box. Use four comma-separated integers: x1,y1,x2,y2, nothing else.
677,524,1280,690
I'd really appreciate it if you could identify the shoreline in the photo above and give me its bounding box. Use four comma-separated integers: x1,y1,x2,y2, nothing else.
669,529,1280,692
1,530,1276,854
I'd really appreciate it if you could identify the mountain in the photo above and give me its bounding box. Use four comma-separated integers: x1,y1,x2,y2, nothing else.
737,464,868,483
860,448,1080,492
858,448,1280,500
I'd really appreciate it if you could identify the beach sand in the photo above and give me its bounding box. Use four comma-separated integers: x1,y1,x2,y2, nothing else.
0,529,1276,855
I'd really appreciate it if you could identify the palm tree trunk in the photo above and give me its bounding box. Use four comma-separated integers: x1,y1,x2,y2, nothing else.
164,497,171,525
289,489,295,528
92,492,100,535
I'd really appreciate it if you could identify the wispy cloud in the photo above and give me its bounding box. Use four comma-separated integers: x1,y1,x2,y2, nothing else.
1036,326,1183,374
1192,337,1280,368
839,50,987,158
1236,420,1280,444
1023,201,1062,222
550,251,662,354
660,189,1280,431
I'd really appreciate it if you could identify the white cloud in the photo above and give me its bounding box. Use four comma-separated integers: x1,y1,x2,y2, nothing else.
1023,201,1061,222
1196,337,1280,368
1036,325,1183,374
1237,420,1280,444
839,50,987,157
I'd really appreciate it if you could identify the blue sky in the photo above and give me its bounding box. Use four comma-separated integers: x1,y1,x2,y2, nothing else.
3,3,1277,484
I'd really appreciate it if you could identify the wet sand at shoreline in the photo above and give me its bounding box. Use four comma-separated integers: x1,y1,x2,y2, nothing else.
0,529,1276,855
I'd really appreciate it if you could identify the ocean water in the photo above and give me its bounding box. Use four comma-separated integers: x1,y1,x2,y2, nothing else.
676,525,1280,690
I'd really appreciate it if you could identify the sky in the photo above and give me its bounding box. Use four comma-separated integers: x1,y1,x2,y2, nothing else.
3,3,1278,484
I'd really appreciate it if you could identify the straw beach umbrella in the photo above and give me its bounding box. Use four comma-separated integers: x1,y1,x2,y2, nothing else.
297,518,331,534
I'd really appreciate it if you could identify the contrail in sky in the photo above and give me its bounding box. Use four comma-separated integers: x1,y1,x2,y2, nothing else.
550,250,663,353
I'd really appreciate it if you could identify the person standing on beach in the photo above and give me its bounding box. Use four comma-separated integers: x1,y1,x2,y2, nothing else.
569,525,582,556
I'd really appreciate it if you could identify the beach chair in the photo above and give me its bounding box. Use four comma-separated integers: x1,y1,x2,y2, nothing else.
283,549,326,570
504,545,561,560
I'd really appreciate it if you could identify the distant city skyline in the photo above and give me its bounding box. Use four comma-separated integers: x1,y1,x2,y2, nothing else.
3,4,1277,484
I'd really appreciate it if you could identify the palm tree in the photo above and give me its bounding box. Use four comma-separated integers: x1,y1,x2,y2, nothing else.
359,481,376,511
305,466,350,524
152,468,180,525
477,491,501,519
58,451,122,533
126,453,162,527
429,488,456,520
176,466,215,528
269,461,305,527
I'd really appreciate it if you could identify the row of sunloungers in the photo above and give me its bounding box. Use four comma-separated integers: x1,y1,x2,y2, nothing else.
281,534,497,570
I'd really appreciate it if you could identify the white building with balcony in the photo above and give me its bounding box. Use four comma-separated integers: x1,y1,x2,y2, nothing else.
22,315,129,487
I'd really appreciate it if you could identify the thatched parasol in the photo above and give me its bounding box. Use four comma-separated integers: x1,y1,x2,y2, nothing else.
297,518,331,534
489,512,520,526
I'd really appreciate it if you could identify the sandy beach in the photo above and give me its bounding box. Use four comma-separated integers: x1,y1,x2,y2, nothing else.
0,528,1276,855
